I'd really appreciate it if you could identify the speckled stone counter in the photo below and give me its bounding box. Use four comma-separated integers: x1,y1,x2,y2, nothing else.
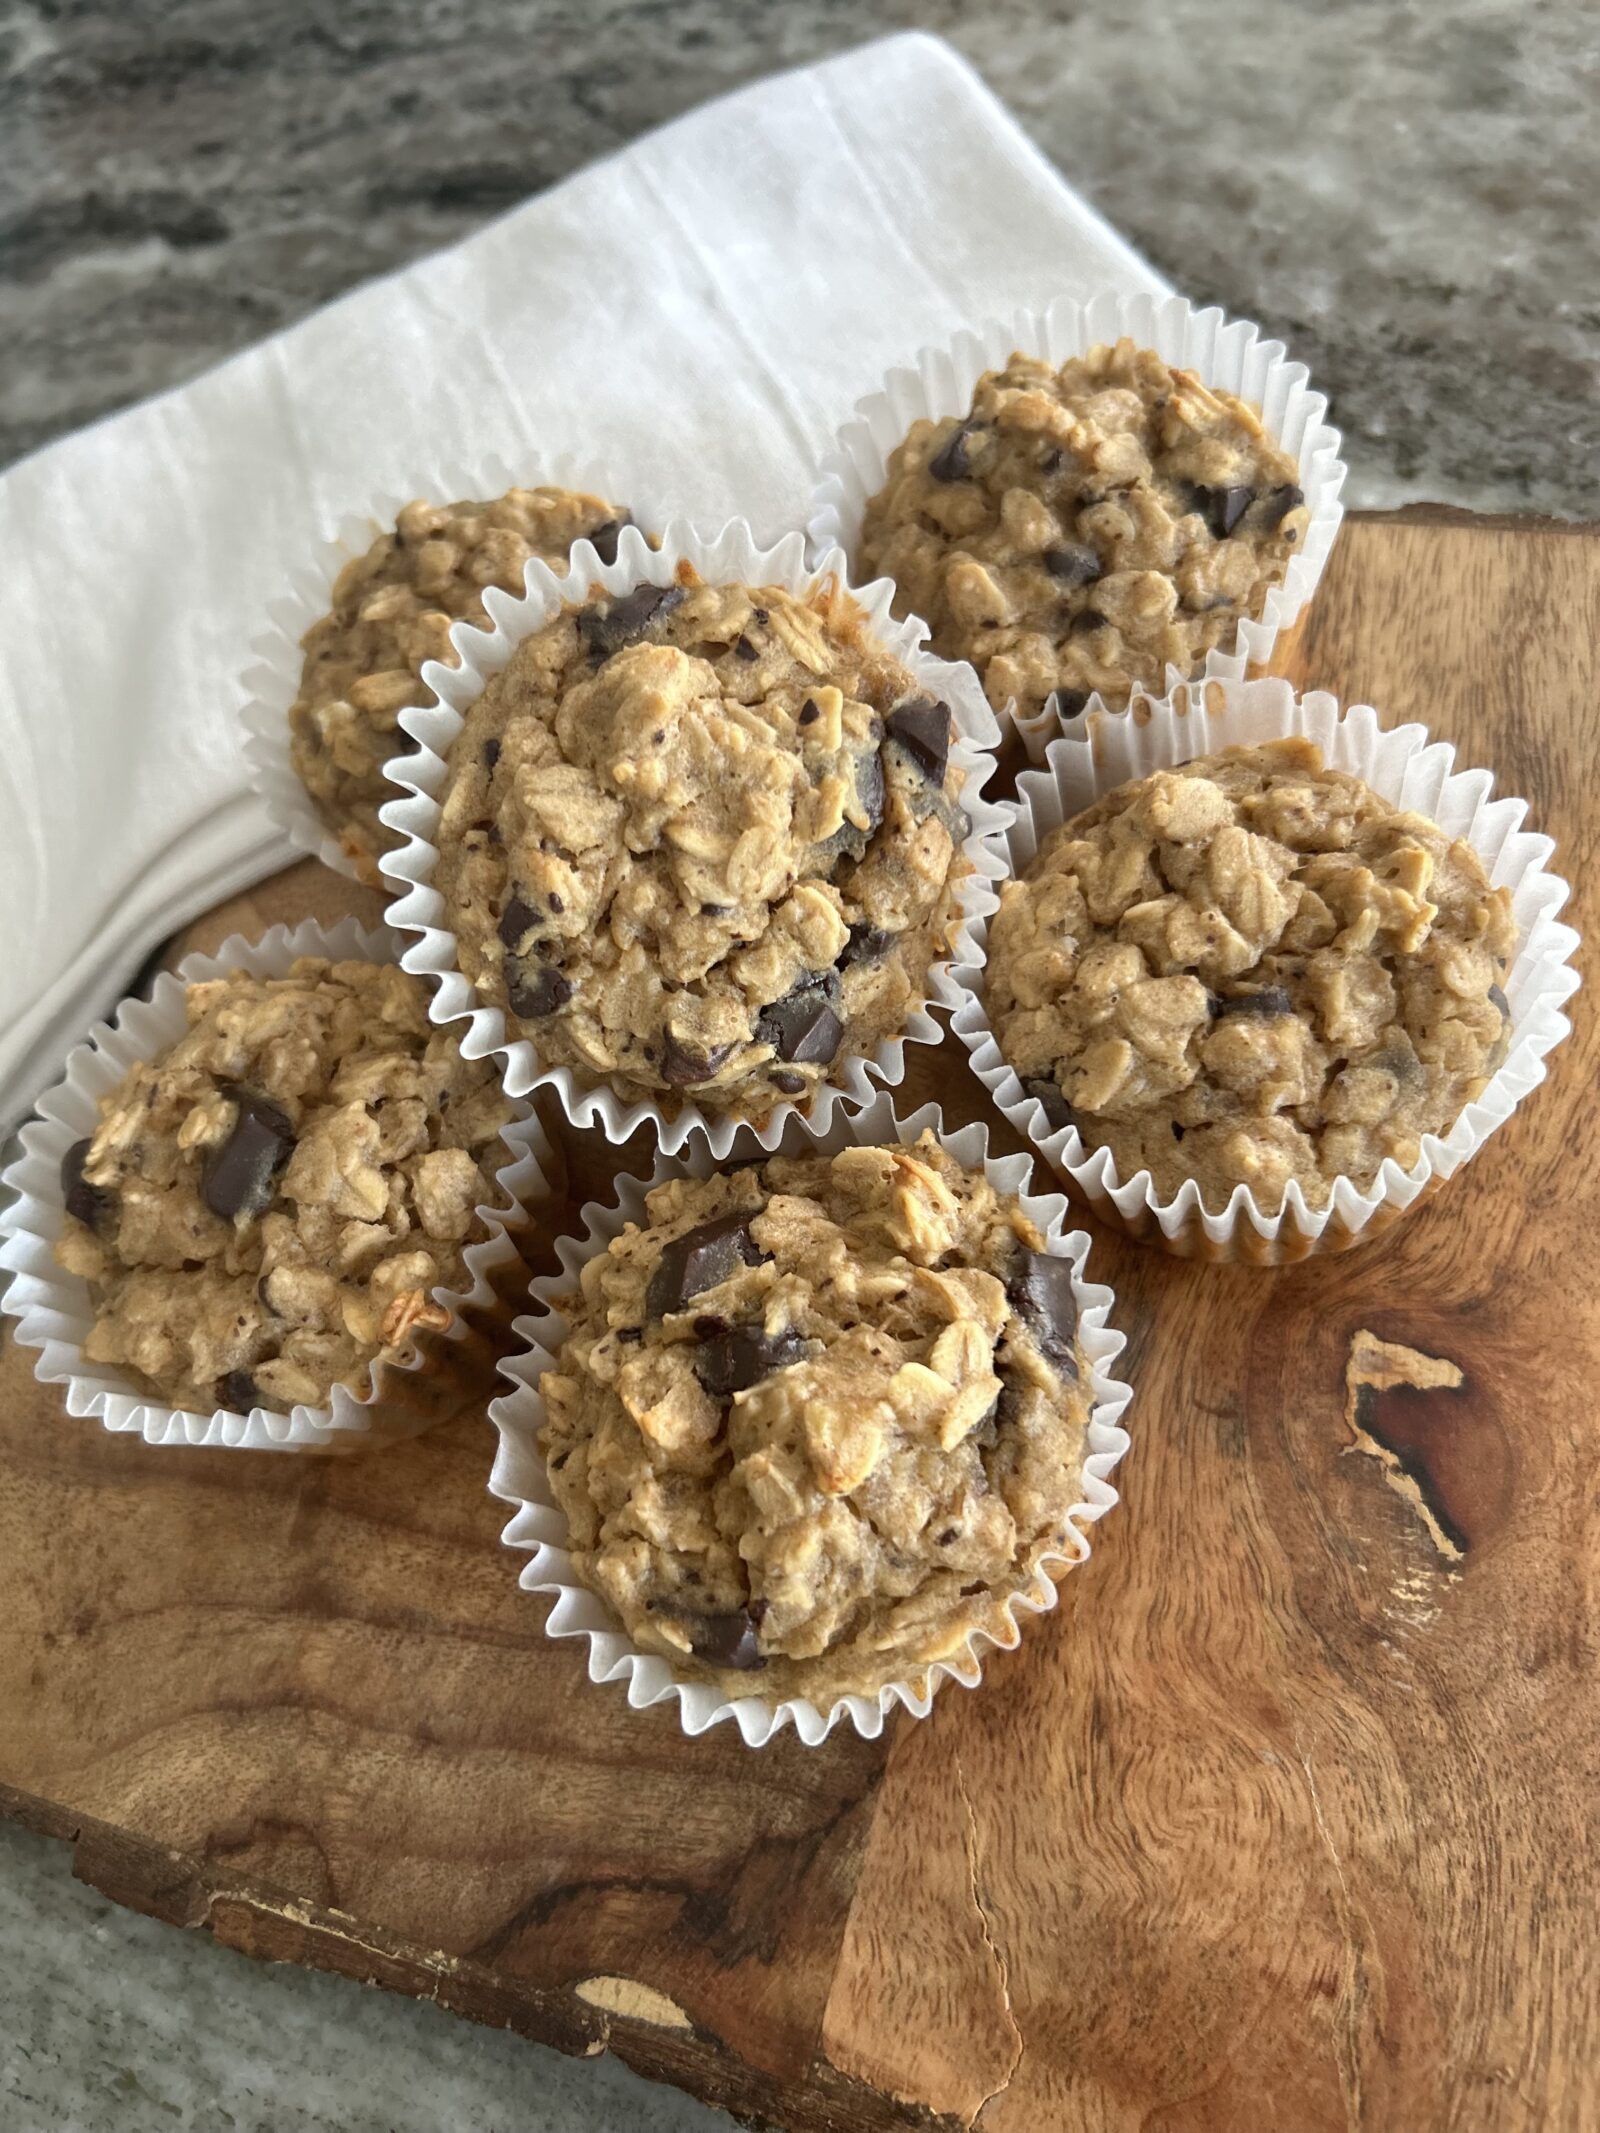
3,0,1596,514
2,6,1594,2130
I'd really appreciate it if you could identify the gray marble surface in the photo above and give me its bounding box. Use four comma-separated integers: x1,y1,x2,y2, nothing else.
0,6,1593,2131
2,0,1596,514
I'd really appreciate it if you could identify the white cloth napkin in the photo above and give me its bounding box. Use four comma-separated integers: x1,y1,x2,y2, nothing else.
0,30,1164,1132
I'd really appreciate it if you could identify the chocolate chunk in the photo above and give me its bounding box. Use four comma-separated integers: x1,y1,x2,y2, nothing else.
692,1313,729,1339
798,698,820,726
60,1139,114,1233
217,1369,259,1412
660,1035,736,1087
1489,982,1510,1018
1040,446,1065,474
576,582,687,661
1258,484,1305,528
855,744,886,834
886,697,951,785
840,922,896,968
928,418,979,482
734,634,758,662
686,1606,767,1672
1042,544,1103,587
1194,484,1255,539
201,1089,295,1222
757,976,844,1065
506,962,572,1020
645,1211,764,1318
700,902,732,917
586,514,633,566
1022,1077,1076,1134
694,1324,810,1400
498,893,540,950
1068,608,1107,637
481,737,501,772
770,1070,807,1095
1008,1249,1079,1375
1049,688,1090,719
1212,985,1294,1019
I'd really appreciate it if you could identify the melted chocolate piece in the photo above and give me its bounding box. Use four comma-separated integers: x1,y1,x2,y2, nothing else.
854,745,886,836
1049,688,1090,719
60,1139,114,1233
886,697,951,785
1008,1249,1079,1376
1257,484,1305,528
798,697,821,726
1022,1077,1076,1134
201,1089,295,1222
839,922,895,968
757,975,844,1066
1211,985,1294,1019
1042,544,1103,587
481,737,501,772
646,1211,764,1318
577,582,687,661
586,514,633,566
686,1606,767,1671
733,634,759,662
694,1324,810,1399
771,1070,807,1095
660,1035,737,1087
1489,982,1510,1018
928,418,980,482
218,1369,260,1412
506,962,572,1020
498,893,540,950
1193,483,1254,539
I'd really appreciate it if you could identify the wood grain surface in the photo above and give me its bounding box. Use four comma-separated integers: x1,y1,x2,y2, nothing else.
3,512,1597,2133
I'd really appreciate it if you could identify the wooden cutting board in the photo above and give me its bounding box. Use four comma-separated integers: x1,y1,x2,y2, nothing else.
3,510,1597,2133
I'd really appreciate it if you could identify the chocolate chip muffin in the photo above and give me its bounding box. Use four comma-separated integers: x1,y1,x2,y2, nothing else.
858,338,1308,723
434,569,972,1119
54,959,517,1414
540,1135,1093,1705
987,739,1517,1212
288,486,637,881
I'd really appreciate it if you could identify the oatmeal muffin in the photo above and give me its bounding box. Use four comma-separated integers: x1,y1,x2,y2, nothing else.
54,958,517,1414
540,1134,1093,1704
858,338,1308,723
987,739,1517,1211
288,486,638,880
435,569,972,1119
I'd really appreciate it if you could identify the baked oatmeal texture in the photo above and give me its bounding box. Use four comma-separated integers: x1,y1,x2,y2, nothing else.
540,1134,1092,1705
859,338,1308,722
55,958,517,1412
288,486,635,880
436,569,973,1119
986,739,1516,1210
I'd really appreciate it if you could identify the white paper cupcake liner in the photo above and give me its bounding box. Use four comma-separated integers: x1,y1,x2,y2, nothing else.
806,291,1348,763
951,678,1581,1263
486,1087,1133,1747
240,451,653,887
0,917,557,1451
377,517,1010,1158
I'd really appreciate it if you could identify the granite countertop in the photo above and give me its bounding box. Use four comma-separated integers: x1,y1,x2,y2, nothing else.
2,5,1593,2130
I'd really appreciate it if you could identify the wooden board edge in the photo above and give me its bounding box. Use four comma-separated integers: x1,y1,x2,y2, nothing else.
1351,502,1598,536
0,1779,958,2133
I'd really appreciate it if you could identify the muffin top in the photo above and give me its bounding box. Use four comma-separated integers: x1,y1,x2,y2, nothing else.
987,739,1517,1211
435,569,970,1119
540,1135,1092,1705
288,486,634,881
858,338,1308,723
54,958,516,1414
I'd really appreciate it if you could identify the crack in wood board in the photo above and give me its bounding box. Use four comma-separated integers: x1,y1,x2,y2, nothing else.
1342,1330,1468,1566
953,1746,1024,2128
